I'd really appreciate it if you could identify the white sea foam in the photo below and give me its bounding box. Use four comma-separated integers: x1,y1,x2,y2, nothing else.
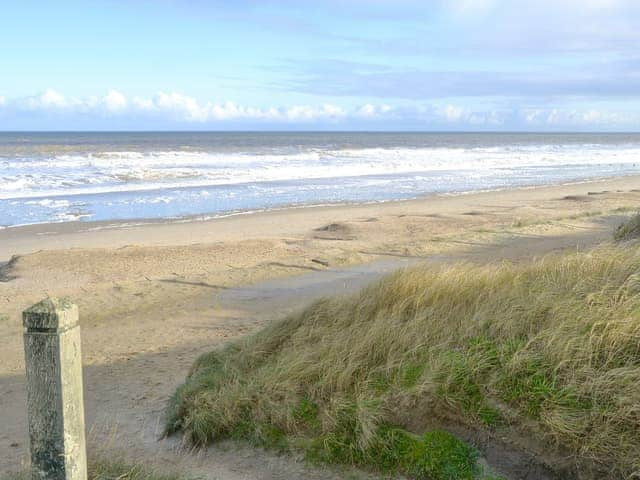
23,199,72,208
3,135,640,227
2,144,640,200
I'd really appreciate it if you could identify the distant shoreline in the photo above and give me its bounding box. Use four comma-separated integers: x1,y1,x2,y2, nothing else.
2,170,639,230
2,173,640,262
1,171,634,230
3,131,640,227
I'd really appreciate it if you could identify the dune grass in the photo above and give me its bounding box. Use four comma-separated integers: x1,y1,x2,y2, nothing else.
167,243,640,479
614,212,640,241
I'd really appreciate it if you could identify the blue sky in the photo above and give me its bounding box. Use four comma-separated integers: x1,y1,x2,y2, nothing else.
1,0,640,130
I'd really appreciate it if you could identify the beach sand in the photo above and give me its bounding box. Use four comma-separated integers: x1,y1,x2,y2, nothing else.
2,175,640,478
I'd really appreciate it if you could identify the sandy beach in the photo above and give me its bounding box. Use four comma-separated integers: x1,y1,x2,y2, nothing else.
2,175,640,478
5,1,640,477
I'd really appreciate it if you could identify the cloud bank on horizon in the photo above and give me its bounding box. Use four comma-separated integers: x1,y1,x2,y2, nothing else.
2,88,635,131
1,0,640,130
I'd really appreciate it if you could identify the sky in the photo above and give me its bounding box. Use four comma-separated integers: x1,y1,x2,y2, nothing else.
1,0,640,131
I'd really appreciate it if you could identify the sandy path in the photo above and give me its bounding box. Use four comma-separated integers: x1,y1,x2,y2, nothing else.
1,177,639,478
2,259,415,479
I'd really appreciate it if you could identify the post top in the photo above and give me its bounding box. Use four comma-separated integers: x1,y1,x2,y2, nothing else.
23,297,78,330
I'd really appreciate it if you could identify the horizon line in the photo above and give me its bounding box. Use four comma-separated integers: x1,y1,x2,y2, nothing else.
1,130,640,134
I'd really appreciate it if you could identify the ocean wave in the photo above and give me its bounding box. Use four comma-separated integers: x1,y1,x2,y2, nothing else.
2,144,640,200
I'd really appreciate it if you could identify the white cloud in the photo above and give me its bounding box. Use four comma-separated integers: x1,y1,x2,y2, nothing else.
355,103,394,119
442,105,466,122
101,92,347,123
0,90,366,124
1,89,639,129
24,89,68,110
357,104,376,118
103,90,128,112
16,89,130,115
432,104,508,126
319,104,347,118
153,91,210,121
520,107,633,127
283,104,346,121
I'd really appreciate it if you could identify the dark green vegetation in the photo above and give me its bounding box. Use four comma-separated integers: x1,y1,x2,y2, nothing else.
168,243,640,479
614,212,640,241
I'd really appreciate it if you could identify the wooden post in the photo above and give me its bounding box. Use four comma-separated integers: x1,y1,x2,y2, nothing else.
23,298,87,480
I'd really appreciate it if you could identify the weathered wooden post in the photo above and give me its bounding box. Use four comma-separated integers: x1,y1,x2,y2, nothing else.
23,298,87,480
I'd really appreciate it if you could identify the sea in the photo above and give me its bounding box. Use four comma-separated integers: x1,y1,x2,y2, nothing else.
1,132,640,227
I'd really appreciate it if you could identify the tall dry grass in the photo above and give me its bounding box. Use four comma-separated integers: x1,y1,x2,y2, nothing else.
167,243,640,478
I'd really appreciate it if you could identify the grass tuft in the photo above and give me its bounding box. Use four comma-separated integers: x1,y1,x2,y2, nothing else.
167,243,640,478
614,212,640,241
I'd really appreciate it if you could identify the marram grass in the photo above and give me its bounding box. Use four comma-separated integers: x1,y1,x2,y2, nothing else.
167,243,640,479
614,212,640,242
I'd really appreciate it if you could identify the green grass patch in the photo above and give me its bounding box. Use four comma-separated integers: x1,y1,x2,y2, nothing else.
167,243,640,478
308,425,480,480
293,397,322,432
